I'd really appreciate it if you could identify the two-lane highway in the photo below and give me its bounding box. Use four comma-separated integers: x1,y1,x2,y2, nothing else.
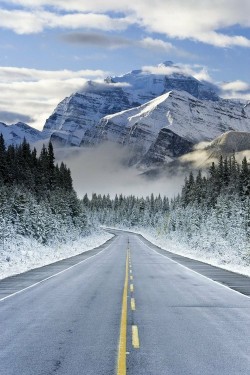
0,231,250,374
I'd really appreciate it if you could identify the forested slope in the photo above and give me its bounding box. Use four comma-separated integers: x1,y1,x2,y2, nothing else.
0,135,87,244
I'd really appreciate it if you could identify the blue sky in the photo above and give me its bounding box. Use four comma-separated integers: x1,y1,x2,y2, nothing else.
0,0,250,129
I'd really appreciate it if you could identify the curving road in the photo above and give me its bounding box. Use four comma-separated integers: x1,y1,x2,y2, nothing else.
0,230,250,375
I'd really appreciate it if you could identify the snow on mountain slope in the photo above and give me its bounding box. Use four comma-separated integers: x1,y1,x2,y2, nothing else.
208,130,250,154
94,90,250,164
43,61,219,146
44,82,132,146
111,61,219,103
182,130,250,167
0,122,43,146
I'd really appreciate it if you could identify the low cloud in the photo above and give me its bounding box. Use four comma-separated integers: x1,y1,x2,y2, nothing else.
142,63,214,83
55,142,184,198
219,79,250,101
221,80,250,92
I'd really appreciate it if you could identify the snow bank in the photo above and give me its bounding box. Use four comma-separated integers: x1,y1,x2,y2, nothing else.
0,230,113,281
114,227,250,277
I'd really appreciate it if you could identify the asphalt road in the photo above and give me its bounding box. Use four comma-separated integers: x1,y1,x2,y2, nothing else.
0,231,250,375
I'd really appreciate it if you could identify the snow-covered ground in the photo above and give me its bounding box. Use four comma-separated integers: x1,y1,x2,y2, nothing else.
0,230,113,281
110,227,250,277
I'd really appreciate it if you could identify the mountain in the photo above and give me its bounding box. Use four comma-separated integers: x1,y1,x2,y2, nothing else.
43,61,219,147
3,61,249,172
207,130,250,155
178,130,250,169
0,122,43,146
145,130,250,178
94,90,250,165
44,82,132,146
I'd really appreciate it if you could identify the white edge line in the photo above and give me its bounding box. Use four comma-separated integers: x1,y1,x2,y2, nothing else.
134,235,250,300
0,237,117,303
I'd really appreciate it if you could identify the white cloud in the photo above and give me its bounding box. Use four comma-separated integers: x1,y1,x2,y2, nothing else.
0,67,107,129
221,80,250,92
139,37,194,58
218,80,250,101
3,0,250,48
219,79,250,101
142,63,214,82
193,68,213,82
140,37,176,52
132,0,250,48
0,8,130,34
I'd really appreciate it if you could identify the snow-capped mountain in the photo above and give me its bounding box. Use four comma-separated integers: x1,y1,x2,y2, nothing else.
0,122,43,146
44,82,132,146
43,61,219,147
94,90,250,164
2,61,250,170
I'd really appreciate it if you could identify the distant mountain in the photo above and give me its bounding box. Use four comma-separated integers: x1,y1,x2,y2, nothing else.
206,130,250,155
145,130,250,178
43,61,219,147
178,130,250,169
2,62,250,173
0,122,43,146
94,90,250,165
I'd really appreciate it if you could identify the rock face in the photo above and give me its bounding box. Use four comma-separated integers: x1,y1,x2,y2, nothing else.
0,122,43,146
94,90,250,163
43,61,220,148
44,82,132,146
141,128,194,166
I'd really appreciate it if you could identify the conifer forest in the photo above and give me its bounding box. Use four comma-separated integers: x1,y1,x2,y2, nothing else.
0,136,250,275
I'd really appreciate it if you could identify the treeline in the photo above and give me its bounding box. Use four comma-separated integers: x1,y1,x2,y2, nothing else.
181,155,250,207
167,155,250,265
0,134,72,195
0,136,87,244
0,133,249,269
82,154,250,268
82,193,170,228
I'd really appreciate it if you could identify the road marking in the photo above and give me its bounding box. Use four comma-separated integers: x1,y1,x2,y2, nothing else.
130,270,132,274
132,325,140,348
117,252,129,375
0,237,117,303
131,298,136,310
130,276,133,280
130,284,134,292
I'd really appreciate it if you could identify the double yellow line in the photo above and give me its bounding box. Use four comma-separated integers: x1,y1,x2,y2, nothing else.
117,248,140,375
117,251,129,375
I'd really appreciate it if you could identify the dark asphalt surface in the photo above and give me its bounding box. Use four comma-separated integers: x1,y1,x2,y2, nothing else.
0,230,250,374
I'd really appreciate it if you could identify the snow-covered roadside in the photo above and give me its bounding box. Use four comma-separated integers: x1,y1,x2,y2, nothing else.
0,230,113,281
108,226,250,277
139,229,250,277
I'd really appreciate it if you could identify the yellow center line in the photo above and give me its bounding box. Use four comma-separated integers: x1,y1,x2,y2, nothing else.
130,284,134,292
117,252,129,375
132,325,140,348
131,298,136,311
